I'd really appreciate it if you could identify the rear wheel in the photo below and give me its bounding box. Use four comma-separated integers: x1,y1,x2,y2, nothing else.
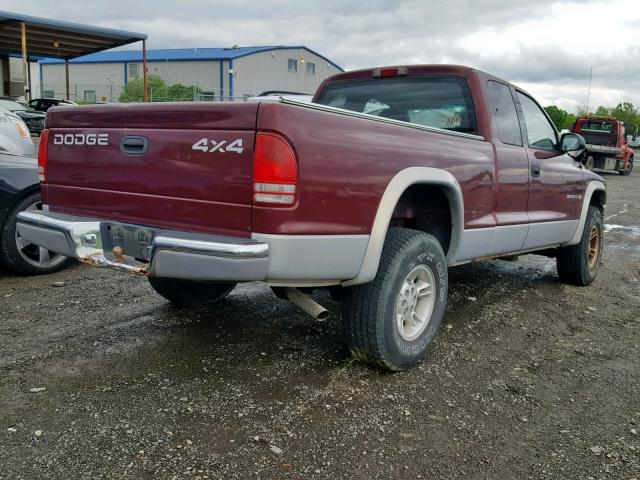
342,228,448,371
556,206,603,286
620,157,633,175
148,277,236,306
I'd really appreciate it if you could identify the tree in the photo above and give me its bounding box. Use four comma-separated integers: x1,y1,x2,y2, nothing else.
544,105,575,131
564,113,577,131
611,102,637,128
119,75,168,102
594,105,609,116
576,105,591,117
544,101,640,137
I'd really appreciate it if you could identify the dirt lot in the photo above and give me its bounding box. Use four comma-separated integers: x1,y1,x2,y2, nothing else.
1,169,639,480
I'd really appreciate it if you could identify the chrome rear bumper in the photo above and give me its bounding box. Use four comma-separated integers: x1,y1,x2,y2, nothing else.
16,211,269,281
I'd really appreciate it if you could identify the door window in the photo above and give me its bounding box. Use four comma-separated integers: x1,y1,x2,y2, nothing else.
517,92,557,150
487,81,522,146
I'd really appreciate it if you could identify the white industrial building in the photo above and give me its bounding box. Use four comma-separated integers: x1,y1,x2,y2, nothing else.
39,46,343,102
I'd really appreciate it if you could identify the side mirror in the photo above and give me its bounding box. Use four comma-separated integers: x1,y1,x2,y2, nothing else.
560,132,586,159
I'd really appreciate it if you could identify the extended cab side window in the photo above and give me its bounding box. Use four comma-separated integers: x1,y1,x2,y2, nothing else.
487,81,522,146
517,92,558,150
316,76,477,134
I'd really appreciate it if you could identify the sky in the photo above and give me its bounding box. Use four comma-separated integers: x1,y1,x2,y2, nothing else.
4,0,640,113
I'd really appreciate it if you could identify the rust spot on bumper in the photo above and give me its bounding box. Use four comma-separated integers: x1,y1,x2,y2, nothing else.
80,254,149,276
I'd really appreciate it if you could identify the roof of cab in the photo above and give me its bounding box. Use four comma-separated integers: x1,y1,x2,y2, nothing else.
321,64,515,84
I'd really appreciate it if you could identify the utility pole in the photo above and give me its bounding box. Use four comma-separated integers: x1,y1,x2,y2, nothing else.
585,67,593,114
20,22,29,100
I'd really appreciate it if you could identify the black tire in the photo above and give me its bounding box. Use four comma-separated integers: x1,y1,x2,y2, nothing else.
342,228,448,371
620,157,633,175
0,191,73,275
148,277,236,306
584,156,595,171
556,206,603,286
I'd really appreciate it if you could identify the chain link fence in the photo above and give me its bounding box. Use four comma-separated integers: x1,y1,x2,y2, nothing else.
38,82,248,103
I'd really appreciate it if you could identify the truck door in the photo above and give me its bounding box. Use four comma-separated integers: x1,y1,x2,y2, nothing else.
515,91,584,249
486,80,530,253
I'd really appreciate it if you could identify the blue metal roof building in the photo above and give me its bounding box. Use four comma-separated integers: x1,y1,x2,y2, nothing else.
39,46,343,102
39,46,342,70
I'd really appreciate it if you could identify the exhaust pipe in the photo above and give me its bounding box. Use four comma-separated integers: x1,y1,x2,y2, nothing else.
284,288,329,321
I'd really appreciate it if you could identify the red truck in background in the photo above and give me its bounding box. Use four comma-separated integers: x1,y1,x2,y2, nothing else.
17,65,606,371
572,116,634,175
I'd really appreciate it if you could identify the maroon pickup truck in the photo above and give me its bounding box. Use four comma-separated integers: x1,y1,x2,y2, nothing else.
18,65,606,371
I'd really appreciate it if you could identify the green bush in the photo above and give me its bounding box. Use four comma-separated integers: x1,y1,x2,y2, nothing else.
167,83,197,100
119,75,167,102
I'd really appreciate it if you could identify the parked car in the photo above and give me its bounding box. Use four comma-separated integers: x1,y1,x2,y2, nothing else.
0,108,71,274
626,124,640,149
0,97,46,135
571,116,634,175
28,98,77,112
17,65,605,370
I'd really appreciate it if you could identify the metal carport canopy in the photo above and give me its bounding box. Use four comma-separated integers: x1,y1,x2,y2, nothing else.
0,10,148,100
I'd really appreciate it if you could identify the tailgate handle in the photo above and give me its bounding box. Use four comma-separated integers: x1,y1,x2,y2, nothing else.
120,136,148,156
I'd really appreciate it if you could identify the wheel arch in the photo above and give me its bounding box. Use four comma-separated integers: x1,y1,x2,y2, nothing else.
566,180,606,246
342,167,464,286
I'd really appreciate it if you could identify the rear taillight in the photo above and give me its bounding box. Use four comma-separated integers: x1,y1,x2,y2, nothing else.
38,129,49,183
252,132,297,206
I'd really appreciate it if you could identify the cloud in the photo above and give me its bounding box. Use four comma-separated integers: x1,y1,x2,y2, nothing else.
2,0,637,111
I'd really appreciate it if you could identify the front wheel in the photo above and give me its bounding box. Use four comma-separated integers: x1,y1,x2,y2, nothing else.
556,206,603,286
148,277,236,306
342,228,448,371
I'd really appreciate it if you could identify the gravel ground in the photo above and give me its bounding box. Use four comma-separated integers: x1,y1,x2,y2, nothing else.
1,169,639,480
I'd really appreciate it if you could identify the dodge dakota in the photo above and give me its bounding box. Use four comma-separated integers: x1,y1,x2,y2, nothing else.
17,65,606,370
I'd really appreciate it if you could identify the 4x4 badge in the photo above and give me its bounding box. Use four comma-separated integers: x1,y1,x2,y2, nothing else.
191,138,244,153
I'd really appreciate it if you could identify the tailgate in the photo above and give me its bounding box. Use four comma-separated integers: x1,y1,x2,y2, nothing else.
44,103,258,237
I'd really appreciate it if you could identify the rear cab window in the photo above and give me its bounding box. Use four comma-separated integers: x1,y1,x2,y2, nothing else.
578,121,614,134
315,76,477,134
575,120,619,146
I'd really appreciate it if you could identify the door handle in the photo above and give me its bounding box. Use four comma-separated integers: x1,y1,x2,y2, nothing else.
120,136,148,156
531,165,541,177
